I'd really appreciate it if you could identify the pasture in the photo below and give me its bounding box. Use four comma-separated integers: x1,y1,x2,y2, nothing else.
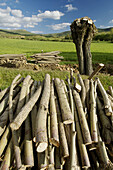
0,38,113,65
0,38,113,90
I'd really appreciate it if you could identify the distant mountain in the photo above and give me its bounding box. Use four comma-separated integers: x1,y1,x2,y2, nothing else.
0,29,35,36
0,27,113,38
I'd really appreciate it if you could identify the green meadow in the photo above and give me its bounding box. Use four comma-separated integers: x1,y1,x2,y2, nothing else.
0,38,113,90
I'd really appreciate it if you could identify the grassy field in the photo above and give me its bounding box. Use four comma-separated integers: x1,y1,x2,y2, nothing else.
0,38,113,90
0,38,113,65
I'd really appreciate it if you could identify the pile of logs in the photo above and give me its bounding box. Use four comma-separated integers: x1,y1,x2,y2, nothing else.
0,71,113,169
0,54,27,65
30,51,64,64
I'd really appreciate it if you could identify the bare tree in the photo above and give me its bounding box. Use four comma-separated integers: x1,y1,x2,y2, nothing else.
70,17,97,75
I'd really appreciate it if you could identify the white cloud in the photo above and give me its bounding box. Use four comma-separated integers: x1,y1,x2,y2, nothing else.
11,9,23,17
0,6,64,30
31,30,43,34
16,0,19,3
0,3,7,6
48,23,71,30
99,25,111,28
65,4,78,12
109,20,113,24
38,10,42,13
37,10,64,20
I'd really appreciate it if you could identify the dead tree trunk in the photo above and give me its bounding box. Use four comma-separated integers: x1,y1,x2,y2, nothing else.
70,17,97,75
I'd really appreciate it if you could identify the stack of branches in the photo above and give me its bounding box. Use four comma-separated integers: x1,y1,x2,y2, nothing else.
30,51,64,64
0,71,113,169
0,54,27,65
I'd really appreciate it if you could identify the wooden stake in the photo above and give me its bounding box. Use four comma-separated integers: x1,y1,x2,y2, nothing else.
97,78,112,116
88,63,104,80
77,74,86,109
24,79,34,168
55,97,69,160
74,106,90,168
9,74,22,169
49,80,59,147
73,89,92,145
90,80,98,143
54,78,73,124
36,74,50,153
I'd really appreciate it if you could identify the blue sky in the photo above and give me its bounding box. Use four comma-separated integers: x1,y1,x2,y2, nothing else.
0,0,113,34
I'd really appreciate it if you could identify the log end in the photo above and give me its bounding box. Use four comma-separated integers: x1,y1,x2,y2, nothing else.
63,119,73,125
36,142,48,153
10,122,18,131
49,138,59,147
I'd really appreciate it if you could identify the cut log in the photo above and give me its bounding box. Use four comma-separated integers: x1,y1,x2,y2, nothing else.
77,74,86,109
54,78,73,125
24,79,34,168
55,97,69,160
74,106,90,168
10,81,42,130
49,80,59,147
36,74,50,153
0,139,14,170
9,74,22,169
73,89,92,145
97,78,113,117
90,80,98,143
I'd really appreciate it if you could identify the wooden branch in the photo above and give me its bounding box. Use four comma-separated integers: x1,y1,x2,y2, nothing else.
24,79,34,168
66,76,80,170
0,86,20,116
38,150,49,170
90,80,98,143
0,126,11,157
88,63,104,80
73,89,92,145
54,78,73,125
0,92,20,137
9,74,22,169
97,97,113,144
55,97,69,160
84,79,90,113
97,78,113,117
77,74,86,109
0,139,14,170
36,74,50,153
49,80,59,147
74,106,90,168
109,86,113,97
10,80,42,130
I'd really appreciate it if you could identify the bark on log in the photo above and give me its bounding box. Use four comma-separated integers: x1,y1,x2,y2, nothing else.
77,74,86,109
55,97,69,159
10,80,42,130
97,78,113,117
0,92,20,137
9,74,22,169
54,78,73,124
90,80,98,143
74,106,90,168
97,97,113,144
49,80,59,147
36,74,50,153
66,76,80,170
84,79,90,113
0,126,11,157
24,79,34,167
0,139,14,170
73,89,92,145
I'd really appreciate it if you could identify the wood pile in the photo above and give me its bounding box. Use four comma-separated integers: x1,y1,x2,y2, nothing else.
0,54,27,66
0,72,113,169
30,51,64,64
